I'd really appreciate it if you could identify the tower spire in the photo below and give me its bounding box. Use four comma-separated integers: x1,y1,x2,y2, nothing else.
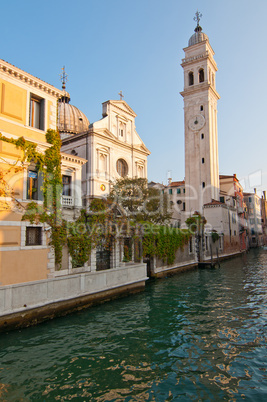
60,66,68,91
193,10,203,32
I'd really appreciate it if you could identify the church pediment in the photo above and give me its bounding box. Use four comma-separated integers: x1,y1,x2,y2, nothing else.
105,100,137,118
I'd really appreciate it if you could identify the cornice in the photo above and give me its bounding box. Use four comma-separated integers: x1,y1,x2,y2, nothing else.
0,59,67,99
104,100,137,118
61,152,87,165
181,51,218,72
61,128,150,156
180,82,220,100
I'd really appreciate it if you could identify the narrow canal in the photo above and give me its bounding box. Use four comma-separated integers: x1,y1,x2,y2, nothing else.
0,250,267,401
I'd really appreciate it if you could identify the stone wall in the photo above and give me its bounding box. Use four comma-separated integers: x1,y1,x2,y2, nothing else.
0,263,148,331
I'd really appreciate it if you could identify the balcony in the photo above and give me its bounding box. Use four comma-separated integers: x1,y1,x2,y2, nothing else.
61,195,74,207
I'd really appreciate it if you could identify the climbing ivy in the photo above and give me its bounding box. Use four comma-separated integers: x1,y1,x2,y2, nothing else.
67,210,92,268
142,223,191,265
21,129,67,266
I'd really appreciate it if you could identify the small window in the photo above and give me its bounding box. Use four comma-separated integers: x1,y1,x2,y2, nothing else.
26,227,42,246
189,72,194,86
62,175,72,196
189,237,193,253
182,202,185,211
200,105,203,111
120,129,123,137
177,188,181,194
202,158,205,164
29,94,45,130
116,159,128,177
27,169,43,200
199,69,204,83
220,196,225,203
202,182,205,188
183,188,185,194
201,133,204,139
169,189,172,195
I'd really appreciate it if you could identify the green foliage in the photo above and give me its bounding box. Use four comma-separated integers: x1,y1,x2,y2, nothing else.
142,223,191,265
0,133,45,167
185,211,207,233
20,130,66,266
108,177,172,224
211,230,220,243
67,210,91,268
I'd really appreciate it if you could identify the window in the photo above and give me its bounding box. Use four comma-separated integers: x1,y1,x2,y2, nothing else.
189,237,193,253
26,227,42,246
62,175,72,196
202,182,205,188
200,105,203,111
182,202,185,211
169,189,172,195
29,94,45,130
27,169,43,200
183,188,185,194
177,188,181,194
199,69,204,83
220,196,225,203
201,133,204,139
189,72,194,86
202,158,205,164
116,159,128,177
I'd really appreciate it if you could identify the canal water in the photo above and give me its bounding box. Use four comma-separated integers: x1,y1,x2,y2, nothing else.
0,250,266,401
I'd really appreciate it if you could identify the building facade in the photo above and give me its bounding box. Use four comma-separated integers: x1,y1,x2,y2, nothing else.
0,59,85,285
244,190,263,247
60,99,150,206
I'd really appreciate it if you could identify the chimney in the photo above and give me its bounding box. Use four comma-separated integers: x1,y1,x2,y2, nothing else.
168,178,172,185
263,191,266,200
254,188,257,194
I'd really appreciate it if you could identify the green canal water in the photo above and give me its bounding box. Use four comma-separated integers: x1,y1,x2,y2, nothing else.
0,250,267,401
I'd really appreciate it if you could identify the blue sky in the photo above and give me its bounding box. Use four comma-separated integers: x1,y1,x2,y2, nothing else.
1,0,267,193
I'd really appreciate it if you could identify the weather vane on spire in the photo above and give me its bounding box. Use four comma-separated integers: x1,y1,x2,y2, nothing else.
60,66,68,90
193,10,202,27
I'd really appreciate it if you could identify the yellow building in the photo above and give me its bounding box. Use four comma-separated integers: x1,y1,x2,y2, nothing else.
0,59,85,285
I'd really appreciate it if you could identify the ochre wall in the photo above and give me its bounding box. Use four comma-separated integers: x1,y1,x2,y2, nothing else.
0,249,48,285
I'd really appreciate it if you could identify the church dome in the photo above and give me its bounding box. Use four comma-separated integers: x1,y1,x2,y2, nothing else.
58,95,89,135
188,25,208,47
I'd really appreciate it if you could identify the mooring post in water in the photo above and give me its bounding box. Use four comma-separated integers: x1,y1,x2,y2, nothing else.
216,247,220,267
210,237,213,267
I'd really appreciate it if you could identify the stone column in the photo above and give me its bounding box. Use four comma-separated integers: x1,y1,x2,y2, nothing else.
91,248,97,272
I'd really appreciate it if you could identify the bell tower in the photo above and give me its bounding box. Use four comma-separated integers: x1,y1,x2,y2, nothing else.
181,12,220,214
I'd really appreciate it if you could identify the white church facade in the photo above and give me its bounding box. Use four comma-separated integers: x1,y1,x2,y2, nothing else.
59,94,150,207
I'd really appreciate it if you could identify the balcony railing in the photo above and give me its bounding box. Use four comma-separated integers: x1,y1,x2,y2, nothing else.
61,195,74,207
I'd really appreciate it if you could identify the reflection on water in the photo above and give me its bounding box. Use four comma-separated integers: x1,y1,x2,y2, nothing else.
0,249,267,401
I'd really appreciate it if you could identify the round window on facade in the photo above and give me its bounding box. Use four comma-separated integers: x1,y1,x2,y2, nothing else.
116,159,128,177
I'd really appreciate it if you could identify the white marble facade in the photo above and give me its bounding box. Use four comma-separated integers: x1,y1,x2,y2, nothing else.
61,100,150,205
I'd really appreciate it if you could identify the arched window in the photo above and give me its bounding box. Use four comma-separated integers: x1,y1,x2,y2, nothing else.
188,72,194,86
116,159,128,177
199,68,204,83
